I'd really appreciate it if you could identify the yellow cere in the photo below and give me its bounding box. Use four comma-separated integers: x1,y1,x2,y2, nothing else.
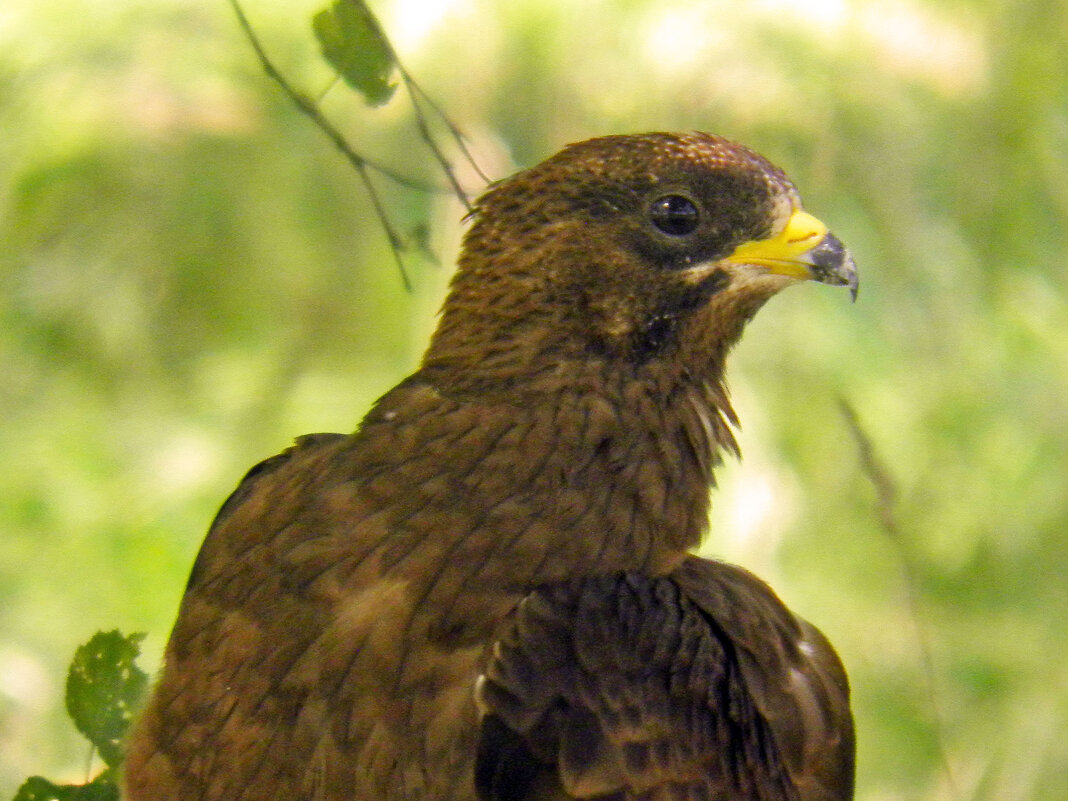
723,209,829,279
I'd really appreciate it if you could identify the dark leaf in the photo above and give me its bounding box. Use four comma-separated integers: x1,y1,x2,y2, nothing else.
12,772,118,801
312,0,398,106
65,631,149,768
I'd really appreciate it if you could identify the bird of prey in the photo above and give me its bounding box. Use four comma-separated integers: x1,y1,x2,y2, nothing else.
124,132,858,801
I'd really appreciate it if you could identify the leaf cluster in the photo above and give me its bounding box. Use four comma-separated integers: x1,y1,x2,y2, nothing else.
13,632,148,801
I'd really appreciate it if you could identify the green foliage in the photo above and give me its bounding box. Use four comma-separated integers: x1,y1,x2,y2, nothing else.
65,632,148,770
13,775,117,801
12,632,146,801
312,0,397,106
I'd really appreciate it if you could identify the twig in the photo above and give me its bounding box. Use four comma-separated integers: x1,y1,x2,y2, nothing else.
839,397,958,799
399,67,475,212
407,76,492,186
83,742,96,784
839,399,898,535
367,1,489,211
229,0,413,289
353,1,488,206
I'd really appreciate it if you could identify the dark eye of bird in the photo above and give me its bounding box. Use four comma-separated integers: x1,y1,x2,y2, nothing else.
649,195,700,236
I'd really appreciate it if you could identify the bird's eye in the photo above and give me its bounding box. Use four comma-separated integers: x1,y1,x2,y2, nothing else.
649,195,700,236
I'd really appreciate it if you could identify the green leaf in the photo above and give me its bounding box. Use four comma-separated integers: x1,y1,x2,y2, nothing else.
65,631,149,768
312,0,398,106
12,772,118,801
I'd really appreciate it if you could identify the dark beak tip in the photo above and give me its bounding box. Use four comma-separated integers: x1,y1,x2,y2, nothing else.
844,255,860,303
808,232,858,303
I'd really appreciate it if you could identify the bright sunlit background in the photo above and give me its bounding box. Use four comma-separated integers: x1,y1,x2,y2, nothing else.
2,0,1066,799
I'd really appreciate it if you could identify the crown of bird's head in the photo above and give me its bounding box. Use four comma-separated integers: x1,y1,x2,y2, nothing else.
424,132,857,395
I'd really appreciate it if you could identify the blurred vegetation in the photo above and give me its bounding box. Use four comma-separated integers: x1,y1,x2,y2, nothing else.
2,0,1066,799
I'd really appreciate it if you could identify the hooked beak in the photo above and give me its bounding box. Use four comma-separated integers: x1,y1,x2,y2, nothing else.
722,209,859,301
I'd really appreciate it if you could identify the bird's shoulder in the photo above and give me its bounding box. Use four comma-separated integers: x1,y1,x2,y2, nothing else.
211,432,350,532
181,430,352,595
182,378,476,593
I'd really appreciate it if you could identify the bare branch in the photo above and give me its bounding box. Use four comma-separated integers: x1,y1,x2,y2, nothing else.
839,399,898,536
399,69,475,212
230,0,419,289
839,397,958,799
407,75,492,186
348,0,489,208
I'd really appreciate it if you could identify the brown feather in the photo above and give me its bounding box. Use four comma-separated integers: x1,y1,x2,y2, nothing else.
475,560,853,801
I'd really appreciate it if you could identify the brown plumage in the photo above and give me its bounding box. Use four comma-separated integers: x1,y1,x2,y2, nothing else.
124,132,858,801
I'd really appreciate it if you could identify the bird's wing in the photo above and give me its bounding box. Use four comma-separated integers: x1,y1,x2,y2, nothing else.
123,432,366,800
672,558,855,801
474,557,854,801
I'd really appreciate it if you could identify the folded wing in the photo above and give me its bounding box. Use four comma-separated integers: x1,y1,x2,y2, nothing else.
475,557,854,801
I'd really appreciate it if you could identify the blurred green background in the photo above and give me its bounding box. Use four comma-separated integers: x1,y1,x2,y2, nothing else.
2,0,1066,798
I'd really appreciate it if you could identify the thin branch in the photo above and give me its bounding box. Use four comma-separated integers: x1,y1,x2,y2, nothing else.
398,67,474,212
839,399,899,536
231,0,422,289
407,75,492,185
360,0,490,209
234,7,436,198
83,742,96,783
838,397,958,799
397,64,494,208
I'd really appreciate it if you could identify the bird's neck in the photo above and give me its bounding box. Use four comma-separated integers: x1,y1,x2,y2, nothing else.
359,360,738,591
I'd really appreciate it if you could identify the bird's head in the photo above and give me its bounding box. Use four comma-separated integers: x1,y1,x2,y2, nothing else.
423,132,857,397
